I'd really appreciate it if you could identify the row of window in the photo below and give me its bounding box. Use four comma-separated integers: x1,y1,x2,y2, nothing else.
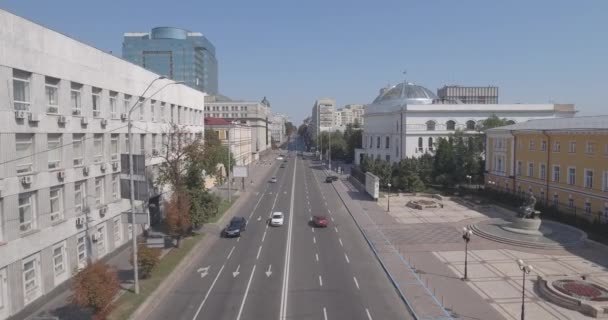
522,139,608,155
205,105,248,112
12,68,203,125
516,161,608,191
206,113,248,118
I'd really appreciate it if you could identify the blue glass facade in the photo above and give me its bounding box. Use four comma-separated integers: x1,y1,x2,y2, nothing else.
122,27,218,94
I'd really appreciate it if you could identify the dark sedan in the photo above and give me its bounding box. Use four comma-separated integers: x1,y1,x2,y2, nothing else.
223,216,247,237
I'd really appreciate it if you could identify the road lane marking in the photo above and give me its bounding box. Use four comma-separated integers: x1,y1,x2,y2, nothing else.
331,217,334,222
237,237,240,242
319,275,323,287
345,253,350,264
315,253,319,262
328,209,331,214
256,245,262,260
280,157,297,320
311,227,315,233
262,230,267,242
227,246,235,260
353,276,360,289
365,308,372,320
334,226,339,233
233,265,241,278
323,307,328,320
191,264,225,320
339,238,343,247
266,264,273,277
235,265,256,320
313,236,316,244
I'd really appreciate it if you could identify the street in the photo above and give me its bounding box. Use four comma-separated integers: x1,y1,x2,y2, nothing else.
143,138,410,320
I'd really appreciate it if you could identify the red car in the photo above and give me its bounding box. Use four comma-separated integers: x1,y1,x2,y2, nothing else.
312,215,329,228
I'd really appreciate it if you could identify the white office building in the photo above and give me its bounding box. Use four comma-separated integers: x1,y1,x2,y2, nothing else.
0,9,206,319
270,113,289,144
356,81,576,164
311,98,335,138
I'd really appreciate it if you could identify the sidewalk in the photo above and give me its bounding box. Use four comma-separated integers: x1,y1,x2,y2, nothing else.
21,150,281,320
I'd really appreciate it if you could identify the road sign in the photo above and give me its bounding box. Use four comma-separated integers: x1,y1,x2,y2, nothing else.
233,166,248,177
121,210,149,224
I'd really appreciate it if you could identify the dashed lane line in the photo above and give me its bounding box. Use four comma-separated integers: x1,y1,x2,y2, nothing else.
191,264,225,320
353,276,360,290
226,246,235,260
365,308,372,320
339,238,343,247
345,253,350,264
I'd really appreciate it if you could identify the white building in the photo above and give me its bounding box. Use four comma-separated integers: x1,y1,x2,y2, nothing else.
334,104,364,131
205,95,271,160
311,98,335,138
356,81,576,164
204,118,252,166
0,10,206,319
270,113,288,144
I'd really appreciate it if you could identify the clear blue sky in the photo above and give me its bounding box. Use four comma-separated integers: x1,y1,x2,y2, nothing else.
2,0,607,123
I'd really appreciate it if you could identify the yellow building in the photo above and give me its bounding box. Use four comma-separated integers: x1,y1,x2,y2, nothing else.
485,116,608,221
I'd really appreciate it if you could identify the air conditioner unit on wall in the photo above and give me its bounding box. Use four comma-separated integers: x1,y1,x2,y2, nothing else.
121,113,127,121
81,117,89,125
101,119,108,127
28,113,41,122
57,170,66,180
91,233,99,242
112,162,119,171
14,110,27,120
57,116,67,124
100,163,107,171
76,217,85,226
83,166,89,175
20,175,33,185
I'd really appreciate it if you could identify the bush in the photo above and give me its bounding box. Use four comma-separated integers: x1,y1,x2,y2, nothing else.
130,244,161,279
71,262,120,319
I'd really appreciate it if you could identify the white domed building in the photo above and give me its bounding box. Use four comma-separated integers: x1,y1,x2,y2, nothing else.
355,81,576,164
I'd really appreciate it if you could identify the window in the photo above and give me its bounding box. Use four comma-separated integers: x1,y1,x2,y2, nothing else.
140,134,146,155
418,137,423,151
568,167,576,185
138,99,144,121
112,174,119,200
19,192,36,233
160,102,166,122
376,136,380,149
604,171,608,192
124,134,130,154
586,142,595,154
385,155,390,162
369,136,373,148
152,134,158,153
128,223,133,240
113,217,122,246
426,120,436,131
110,92,118,119
428,137,434,151
74,181,86,214
49,187,63,222
151,100,156,122
528,162,534,177
16,134,34,174
585,200,592,214
95,177,104,206
385,137,390,149
568,197,574,209
585,169,593,188
162,134,167,150
45,77,60,114
553,166,560,183
446,120,455,130
73,134,85,166
93,134,104,163
71,82,82,116
553,193,559,206
111,134,119,161
92,87,101,117
465,120,475,130
569,141,576,153
47,134,62,170
13,69,31,111
77,233,87,267
52,243,66,277
516,161,523,176
540,164,546,180
528,140,535,151
22,255,40,303
541,140,547,151
123,95,131,115
553,141,561,152
97,226,106,257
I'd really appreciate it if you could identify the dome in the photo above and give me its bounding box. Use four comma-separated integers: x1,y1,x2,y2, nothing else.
372,82,437,105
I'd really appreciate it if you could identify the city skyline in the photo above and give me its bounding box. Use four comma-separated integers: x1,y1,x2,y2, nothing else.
1,0,606,123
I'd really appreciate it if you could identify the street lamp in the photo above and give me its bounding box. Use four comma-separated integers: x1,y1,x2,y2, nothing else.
127,76,183,294
517,259,534,320
466,175,472,188
387,183,392,212
462,226,473,281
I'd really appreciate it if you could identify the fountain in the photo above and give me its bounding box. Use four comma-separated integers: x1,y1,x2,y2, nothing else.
502,192,550,236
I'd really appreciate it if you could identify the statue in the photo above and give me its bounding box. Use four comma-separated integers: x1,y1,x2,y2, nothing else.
517,192,538,219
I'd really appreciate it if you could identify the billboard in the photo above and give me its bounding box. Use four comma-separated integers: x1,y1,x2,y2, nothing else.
233,166,248,178
365,172,380,200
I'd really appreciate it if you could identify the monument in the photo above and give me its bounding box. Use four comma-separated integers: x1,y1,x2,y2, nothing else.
504,192,546,235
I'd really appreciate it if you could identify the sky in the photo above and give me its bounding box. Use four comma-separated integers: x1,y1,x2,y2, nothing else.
2,0,607,123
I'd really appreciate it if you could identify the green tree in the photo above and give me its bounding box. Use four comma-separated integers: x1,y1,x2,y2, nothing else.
344,124,362,163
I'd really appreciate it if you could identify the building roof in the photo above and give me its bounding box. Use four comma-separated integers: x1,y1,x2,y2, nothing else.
204,118,234,126
488,115,608,132
373,82,437,104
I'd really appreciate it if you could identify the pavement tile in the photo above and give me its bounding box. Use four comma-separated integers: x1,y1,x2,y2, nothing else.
472,280,521,299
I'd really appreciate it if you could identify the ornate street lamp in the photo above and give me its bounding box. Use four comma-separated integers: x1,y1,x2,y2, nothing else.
517,259,534,320
387,183,392,212
462,226,473,281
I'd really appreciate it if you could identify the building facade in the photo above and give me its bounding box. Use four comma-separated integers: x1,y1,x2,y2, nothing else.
123,27,219,95
485,116,608,221
270,113,288,144
334,104,364,131
0,10,206,319
204,118,252,166
437,85,499,104
311,98,335,138
205,95,271,159
357,81,576,164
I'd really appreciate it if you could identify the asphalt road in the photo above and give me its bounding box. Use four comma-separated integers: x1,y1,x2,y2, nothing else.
145,138,411,320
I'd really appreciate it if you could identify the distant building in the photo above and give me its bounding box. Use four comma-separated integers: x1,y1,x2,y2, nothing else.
204,118,252,166
485,116,608,221
311,98,335,138
336,104,365,129
437,85,498,104
205,95,271,159
123,27,219,95
270,113,289,144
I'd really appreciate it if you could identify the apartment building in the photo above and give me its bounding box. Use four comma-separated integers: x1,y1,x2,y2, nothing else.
311,98,335,138
485,116,608,221
0,10,206,319
204,118,252,166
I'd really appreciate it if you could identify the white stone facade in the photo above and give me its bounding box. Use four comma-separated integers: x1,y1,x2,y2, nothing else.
311,98,335,138
270,113,288,144
0,9,206,319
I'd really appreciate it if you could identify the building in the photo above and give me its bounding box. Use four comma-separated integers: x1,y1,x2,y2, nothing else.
123,27,219,95
334,104,365,131
485,116,608,221
0,10,206,319
270,113,289,144
311,98,336,138
437,85,498,104
356,81,576,164
205,95,271,159
204,118,252,166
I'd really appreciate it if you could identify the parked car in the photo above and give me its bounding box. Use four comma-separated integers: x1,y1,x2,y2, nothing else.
223,217,247,237
270,212,284,226
312,215,329,228
325,176,338,183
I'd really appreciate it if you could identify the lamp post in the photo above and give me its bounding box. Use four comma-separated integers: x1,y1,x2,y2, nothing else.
462,226,473,281
127,76,183,294
387,183,392,212
466,175,472,188
328,127,332,171
517,259,534,320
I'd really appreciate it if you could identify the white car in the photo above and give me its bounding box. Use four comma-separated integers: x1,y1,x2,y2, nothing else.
276,156,284,161
270,212,284,226
270,176,277,183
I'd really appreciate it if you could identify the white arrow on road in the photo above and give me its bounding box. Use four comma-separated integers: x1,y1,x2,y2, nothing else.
197,266,210,278
233,265,241,278
257,216,262,221
265,264,272,277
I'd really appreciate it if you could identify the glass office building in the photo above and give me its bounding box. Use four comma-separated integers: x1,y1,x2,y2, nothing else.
122,27,218,94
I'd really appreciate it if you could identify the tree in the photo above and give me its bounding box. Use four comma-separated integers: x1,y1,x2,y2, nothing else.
344,124,362,163
165,191,192,247
130,244,161,279
71,262,120,320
